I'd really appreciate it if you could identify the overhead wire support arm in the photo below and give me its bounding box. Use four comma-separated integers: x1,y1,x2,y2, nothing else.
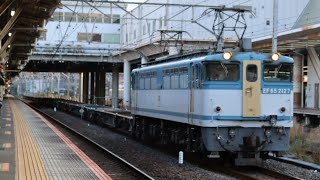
192,5,252,52
110,2,138,19
63,1,226,8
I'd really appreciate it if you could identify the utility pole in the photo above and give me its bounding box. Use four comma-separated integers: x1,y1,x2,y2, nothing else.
272,0,278,53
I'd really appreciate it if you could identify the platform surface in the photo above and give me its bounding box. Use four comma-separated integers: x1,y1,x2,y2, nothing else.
0,98,111,180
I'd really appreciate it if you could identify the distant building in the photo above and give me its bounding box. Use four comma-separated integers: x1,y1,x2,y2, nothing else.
36,1,126,55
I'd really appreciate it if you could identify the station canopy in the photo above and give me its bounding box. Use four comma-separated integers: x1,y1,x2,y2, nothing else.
0,0,60,77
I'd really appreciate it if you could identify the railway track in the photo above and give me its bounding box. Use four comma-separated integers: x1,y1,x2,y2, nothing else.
23,100,154,180
268,154,320,171
221,166,301,180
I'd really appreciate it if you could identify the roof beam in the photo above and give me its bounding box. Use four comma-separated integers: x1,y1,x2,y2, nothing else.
0,32,15,55
0,0,14,17
12,43,36,47
0,4,23,41
12,27,47,32
307,47,320,80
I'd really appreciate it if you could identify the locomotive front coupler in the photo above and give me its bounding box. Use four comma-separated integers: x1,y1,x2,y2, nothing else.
269,115,277,126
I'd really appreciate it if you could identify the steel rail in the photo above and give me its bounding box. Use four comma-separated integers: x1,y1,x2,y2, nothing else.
268,154,320,171
222,166,301,180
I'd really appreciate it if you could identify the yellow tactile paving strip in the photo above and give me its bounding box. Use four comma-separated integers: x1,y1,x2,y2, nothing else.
10,100,49,180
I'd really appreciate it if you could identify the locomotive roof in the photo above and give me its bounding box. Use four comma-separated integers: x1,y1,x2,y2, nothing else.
205,52,294,63
133,52,294,72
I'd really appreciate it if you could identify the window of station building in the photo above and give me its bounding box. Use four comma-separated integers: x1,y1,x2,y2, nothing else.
153,20,156,32
103,14,111,23
64,12,75,22
164,14,168,27
264,64,293,82
90,13,103,23
79,13,90,22
53,12,62,21
143,25,146,35
78,33,88,42
77,33,102,42
112,14,120,24
147,23,151,34
102,34,120,44
39,31,47,41
204,62,239,81
159,17,163,28
91,33,102,42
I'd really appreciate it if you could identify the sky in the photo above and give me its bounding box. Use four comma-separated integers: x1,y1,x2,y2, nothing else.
125,0,147,11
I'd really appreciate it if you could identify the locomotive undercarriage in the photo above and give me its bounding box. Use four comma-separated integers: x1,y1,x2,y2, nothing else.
131,116,204,153
201,126,290,165
49,100,290,166
130,116,290,165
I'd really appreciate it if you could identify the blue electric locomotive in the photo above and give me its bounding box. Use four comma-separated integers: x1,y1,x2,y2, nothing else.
131,51,293,165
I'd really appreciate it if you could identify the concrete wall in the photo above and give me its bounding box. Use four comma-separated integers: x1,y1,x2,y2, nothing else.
293,55,303,108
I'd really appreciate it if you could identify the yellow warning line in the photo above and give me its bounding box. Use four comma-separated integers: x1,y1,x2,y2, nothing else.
10,100,49,180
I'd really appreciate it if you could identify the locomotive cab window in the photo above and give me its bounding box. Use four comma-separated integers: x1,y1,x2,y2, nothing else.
204,62,239,81
264,64,293,82
246,65,258,82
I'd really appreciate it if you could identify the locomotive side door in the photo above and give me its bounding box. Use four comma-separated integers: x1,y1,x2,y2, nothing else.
133,72,138,112
189,64,199,124
242,61,261,117
189,64,195,124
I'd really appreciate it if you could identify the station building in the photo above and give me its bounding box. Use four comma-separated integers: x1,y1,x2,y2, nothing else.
16,1,126,102
121,0,309,46
37,1,124,54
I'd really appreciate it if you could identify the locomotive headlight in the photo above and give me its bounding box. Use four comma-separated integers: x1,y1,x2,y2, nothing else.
271,52,281,61
223,51,232,60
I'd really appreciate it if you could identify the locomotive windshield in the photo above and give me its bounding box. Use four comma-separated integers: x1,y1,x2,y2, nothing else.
264,64,293,82
204,62,239,81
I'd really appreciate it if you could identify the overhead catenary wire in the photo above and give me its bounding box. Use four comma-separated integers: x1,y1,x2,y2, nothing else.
50,2,103,47
51,0,80,59
47,0,317,54
123,0,318,47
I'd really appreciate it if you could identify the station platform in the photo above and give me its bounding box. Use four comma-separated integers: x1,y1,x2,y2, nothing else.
0,97,111,180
